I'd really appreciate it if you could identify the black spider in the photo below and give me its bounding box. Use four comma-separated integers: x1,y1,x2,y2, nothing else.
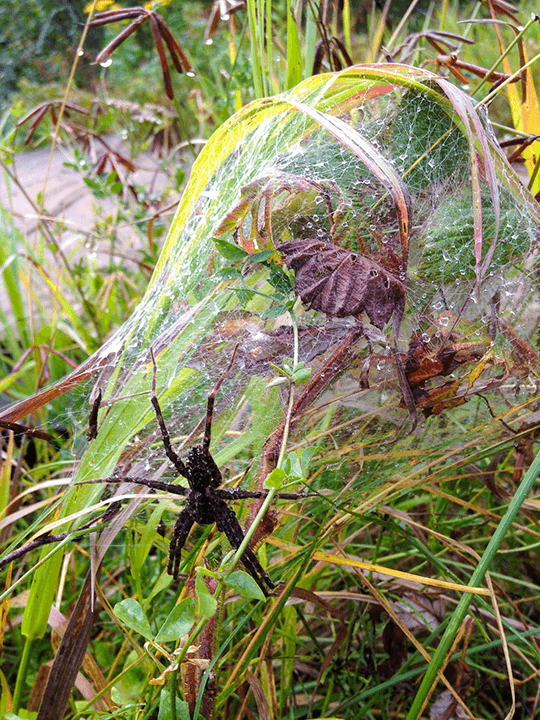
91,352,309,597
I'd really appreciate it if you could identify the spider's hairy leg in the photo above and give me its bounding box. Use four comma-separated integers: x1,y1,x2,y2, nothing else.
213,499,275,597
168,504,196,578
110,476,192,496
216,488,314,501
202,344,239,452
150,349,188,478
76,476,191,496
87,387,102,440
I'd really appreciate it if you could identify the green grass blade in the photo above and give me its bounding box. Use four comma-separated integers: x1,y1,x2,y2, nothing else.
0,204,29,348
406,448,540,719
286,1,302,90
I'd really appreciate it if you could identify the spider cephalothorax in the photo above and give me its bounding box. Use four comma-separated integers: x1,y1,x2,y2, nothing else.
93,352,309,597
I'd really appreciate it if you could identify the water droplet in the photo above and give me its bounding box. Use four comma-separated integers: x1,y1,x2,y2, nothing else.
77,49,84,57
187,71,196,78
205,39,213,46
421,333,430,343
100,58,112,68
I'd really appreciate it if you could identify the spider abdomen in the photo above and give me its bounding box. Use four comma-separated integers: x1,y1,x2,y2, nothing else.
185,446,222,491
190,488,222,525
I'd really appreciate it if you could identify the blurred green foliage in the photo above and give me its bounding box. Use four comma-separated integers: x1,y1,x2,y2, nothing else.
0,0,105,107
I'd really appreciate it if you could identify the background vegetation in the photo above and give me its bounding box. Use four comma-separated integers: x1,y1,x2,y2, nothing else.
2,1,540,719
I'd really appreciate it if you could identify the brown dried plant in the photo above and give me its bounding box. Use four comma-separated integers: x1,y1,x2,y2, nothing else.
16,100,89,146
89,7,193,100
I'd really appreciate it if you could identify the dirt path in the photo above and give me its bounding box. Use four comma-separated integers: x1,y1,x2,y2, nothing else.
0,139,179,321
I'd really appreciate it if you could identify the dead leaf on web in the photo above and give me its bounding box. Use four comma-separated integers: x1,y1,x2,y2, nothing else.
278,239,405,330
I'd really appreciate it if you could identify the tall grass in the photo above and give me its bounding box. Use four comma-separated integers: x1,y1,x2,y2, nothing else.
1,2,540,719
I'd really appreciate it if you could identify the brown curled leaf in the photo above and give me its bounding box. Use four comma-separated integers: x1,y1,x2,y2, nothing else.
89,7,191,99
150,13,173,99
278,239,406,329
94,14,147,66
156,15,193,74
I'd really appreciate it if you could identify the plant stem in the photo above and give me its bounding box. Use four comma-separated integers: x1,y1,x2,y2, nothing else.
223,308,301,585
246,0,264,98
170,667,178,720
470,14,537,99
12,635,33,714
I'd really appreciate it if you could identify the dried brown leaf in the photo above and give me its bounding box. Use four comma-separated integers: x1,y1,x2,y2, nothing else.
150,13,173,99
204,3,221,42
246,673,272,720
21,106,49,145
0,421,52,443
88,8,145,26
16,102,50,126
278,239,405,329
156,15,193,74
381,620,408,674
94,14,147,65
391,592,445,634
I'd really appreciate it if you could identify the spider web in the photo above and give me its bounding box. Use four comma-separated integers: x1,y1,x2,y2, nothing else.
11,67,540,524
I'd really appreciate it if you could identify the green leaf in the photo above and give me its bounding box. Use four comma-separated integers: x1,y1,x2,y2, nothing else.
83,177,102,191
226,571,266,600
300,446,319,476
21,550,63,640
130,502,169,579
268,263,293,294
292,363,311,384
213,238,249,262
0,669,10,718
235,288,255,307
265,467,286,488
283,452,302,480
158,689,190,720
263,303,288,318
155,598,195,642
195,572,218,619
249,249,274,263
146,573,174,603
113,599,154,640
214,267,241,281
